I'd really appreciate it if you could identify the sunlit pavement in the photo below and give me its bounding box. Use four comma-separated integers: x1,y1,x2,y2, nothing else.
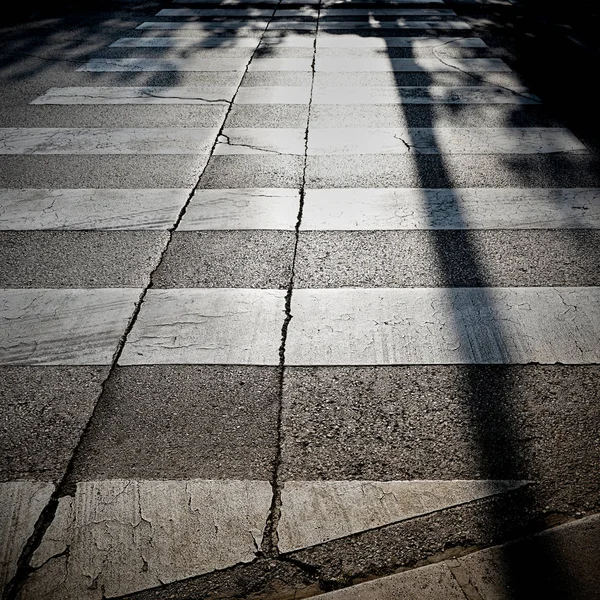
0,0,599,598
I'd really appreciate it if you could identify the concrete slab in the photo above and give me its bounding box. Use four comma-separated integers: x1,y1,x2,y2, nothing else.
119,289,286,365
0,189,188,230
0,288,140,365
67,365,280,481
151,231,296,288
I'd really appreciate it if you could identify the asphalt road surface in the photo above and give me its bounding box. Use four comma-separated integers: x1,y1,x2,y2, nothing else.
0,0,599,598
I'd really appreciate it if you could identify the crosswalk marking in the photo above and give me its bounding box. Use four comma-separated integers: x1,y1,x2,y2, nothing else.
157,7,457,17
0,128,219,154
0,289,141,365
31,86,238,105
315,57,511,72
318,20,472,29
235,86,313,103
119,289,286,366
307,127,587,154
311,86,540,104
0,189,190,230
285,287,600,365
109,36,262,48
278,480,528,553
173,0,446,3
157,7,275,16
315,36,487,47
300,188,600,230
136,21,270,30
215,129,305,155
0,482,55,590
77,58,251,72
178,188,299,230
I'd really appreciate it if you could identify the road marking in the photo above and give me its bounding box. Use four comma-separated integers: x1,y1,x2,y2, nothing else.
318,20,472,30
136,21,270,30
77,58,251,72
215,129,305,155
174,0,445,3
285,287,600,365
22,480,272,599
307,127,586,155
278,480,528,552
179,188,299,230
0,482,55,590
157,8,275,16
300,188,600,230
31,86,239,105
0,128,219,154
311,85,539,104
109,36,261,48
0,289,141,365
315,36,487,48
235,86,312,104
276,8,457,16
0,189,190,230
248,57,313,71
119,289,286,365
315,58,511,72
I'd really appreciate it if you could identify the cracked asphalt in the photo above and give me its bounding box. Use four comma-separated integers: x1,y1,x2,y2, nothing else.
0,0,599,598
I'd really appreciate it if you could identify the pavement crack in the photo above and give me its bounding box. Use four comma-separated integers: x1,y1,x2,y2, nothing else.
394,133,412,150
261,0,321,560
217,132,287,156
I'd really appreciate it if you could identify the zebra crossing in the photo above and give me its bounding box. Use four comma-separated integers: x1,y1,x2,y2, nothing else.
1,0,599,597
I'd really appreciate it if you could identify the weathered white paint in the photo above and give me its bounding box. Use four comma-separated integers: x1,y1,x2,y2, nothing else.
307,127,586,155
119,289,286,365
0,482,54,590
248,58,313,71
235,86,312,104
278,480,528,552
0,289,141,365
300,188,600,230
0,189,189,230
318,20,472,30
0,128,219,155
315,58,511,72
179,188,299,230
275,8,456,16
22,480,272,599
157,8,274,16
215,129,305,155
311,85,539,104
109,37,261,48
285,287,600,365
77,58,250,72
316,36,487,48
31,86,238,105
136,21,269,30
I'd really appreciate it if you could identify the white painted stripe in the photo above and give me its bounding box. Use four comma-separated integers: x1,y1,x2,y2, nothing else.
267,20,317,30
285,287,600,365
157,8,274,16
316,36,487,48
260,35,316,48
0,482,55,590
77,58,250,72
318,20,472,30
25,480,272,599
110,36,261,48
307,128,586,155
235,86,312,104
279,480,527,553
0,289,141,365
179,188,299,230
300,188,600,230
0,189,190,230
174,0,445,4
215,129,305,155
311,86,540,104
0,128,219,155
136,21,269,30
315,58,511,72
31,86,238,105
274,8,457,16
119,289,286,365
248,58,313,71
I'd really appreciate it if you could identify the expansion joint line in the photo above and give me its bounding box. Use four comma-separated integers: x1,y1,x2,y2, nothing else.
261,0,322,559
2,10,284,600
